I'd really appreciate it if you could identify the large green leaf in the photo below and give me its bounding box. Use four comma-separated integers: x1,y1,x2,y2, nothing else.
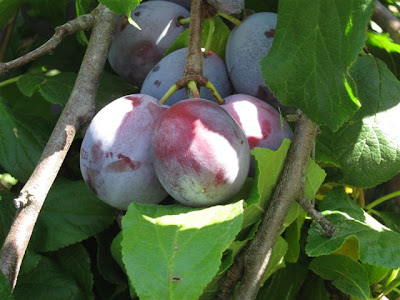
99,0,140,27
0,269,13,300
261,0,375,131
306,189,400,269
31,179,114,252
310,255,370,300
14,245,93,300
121,202,243,300
0,100,51,182
316,56,400,187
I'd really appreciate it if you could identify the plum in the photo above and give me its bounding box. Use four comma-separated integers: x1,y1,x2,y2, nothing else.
140,48,233,105
207,0,244,15
80,94,168,210
222,94,293,175
222,94,293,150
152,99,250,207
149,0,191,10
108,1,190,86
226,12,278,105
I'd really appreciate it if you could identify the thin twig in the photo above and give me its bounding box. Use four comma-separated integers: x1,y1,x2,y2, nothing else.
0,5,118,289
0,11,96,76
297,197,335,237
372,0,400,43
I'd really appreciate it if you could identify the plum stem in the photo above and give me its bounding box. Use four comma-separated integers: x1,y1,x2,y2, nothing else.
205,80,224,104
204,17,215,55
159,84,180,105
217,12,242,26
179,17,191,25
184,0,204,98
188,80,200,98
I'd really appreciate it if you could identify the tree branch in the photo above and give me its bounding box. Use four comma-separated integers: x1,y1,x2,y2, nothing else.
372,0,400,43
0,5,118,289
0,11,96,76
297,197,335,237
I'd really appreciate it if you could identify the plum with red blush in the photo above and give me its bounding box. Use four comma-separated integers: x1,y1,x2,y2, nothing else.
80,94,168,209
152,98,250,207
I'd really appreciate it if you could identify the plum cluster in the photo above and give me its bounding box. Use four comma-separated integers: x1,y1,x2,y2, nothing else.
81,2,292,209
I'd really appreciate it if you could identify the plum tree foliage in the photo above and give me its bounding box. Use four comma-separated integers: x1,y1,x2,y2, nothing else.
1,0,400,300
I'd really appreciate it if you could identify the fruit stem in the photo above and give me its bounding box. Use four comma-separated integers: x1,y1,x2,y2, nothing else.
184,0,204,98
159,84,179,105
0,76,21,87
188,80,200,98
365,190,400,210
205,80,224,104
204,17,215,55
217,12,242,26
179,17,191,25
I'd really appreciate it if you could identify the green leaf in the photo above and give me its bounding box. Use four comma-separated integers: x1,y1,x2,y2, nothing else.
316,56,400,187
261,236,288,283
261,0,375,131
309,255,370,300
298,274,330,300
166,16,230,60
15,245,93,300
121,202,243,300
305,158,326,200
0,0,21,28
24,0,71,27
0,269,13,300
243,140,325,229
363,264,390,284
31,179,114,252
284,213,306,263
257,263,308,300
17,72,77,106
306,189,400,269
96,72,137,110
379,211,400,233
96,226,128,296
0,191,16,245
366,32,400,79
99,0,140,27
0,100,51,182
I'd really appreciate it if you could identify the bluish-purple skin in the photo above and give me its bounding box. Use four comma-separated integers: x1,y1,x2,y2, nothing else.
226,12,278,104
222,94,293,175
149,0,191,10
80,94,169,210
207,0,244,14
152,99,250,207
140,48,233,105
108,1,190,86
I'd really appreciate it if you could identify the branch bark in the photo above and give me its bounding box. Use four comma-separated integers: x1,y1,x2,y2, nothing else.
0,5,118,289
0,11,96,76
372,0,400,43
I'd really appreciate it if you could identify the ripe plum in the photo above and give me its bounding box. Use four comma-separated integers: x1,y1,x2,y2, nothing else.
108,1,190,86
226,13,278,104
152,99,250,207
141,48,232,105
222,94,293,151
80,94,168,210
149,0,191,9
222,94,293,175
